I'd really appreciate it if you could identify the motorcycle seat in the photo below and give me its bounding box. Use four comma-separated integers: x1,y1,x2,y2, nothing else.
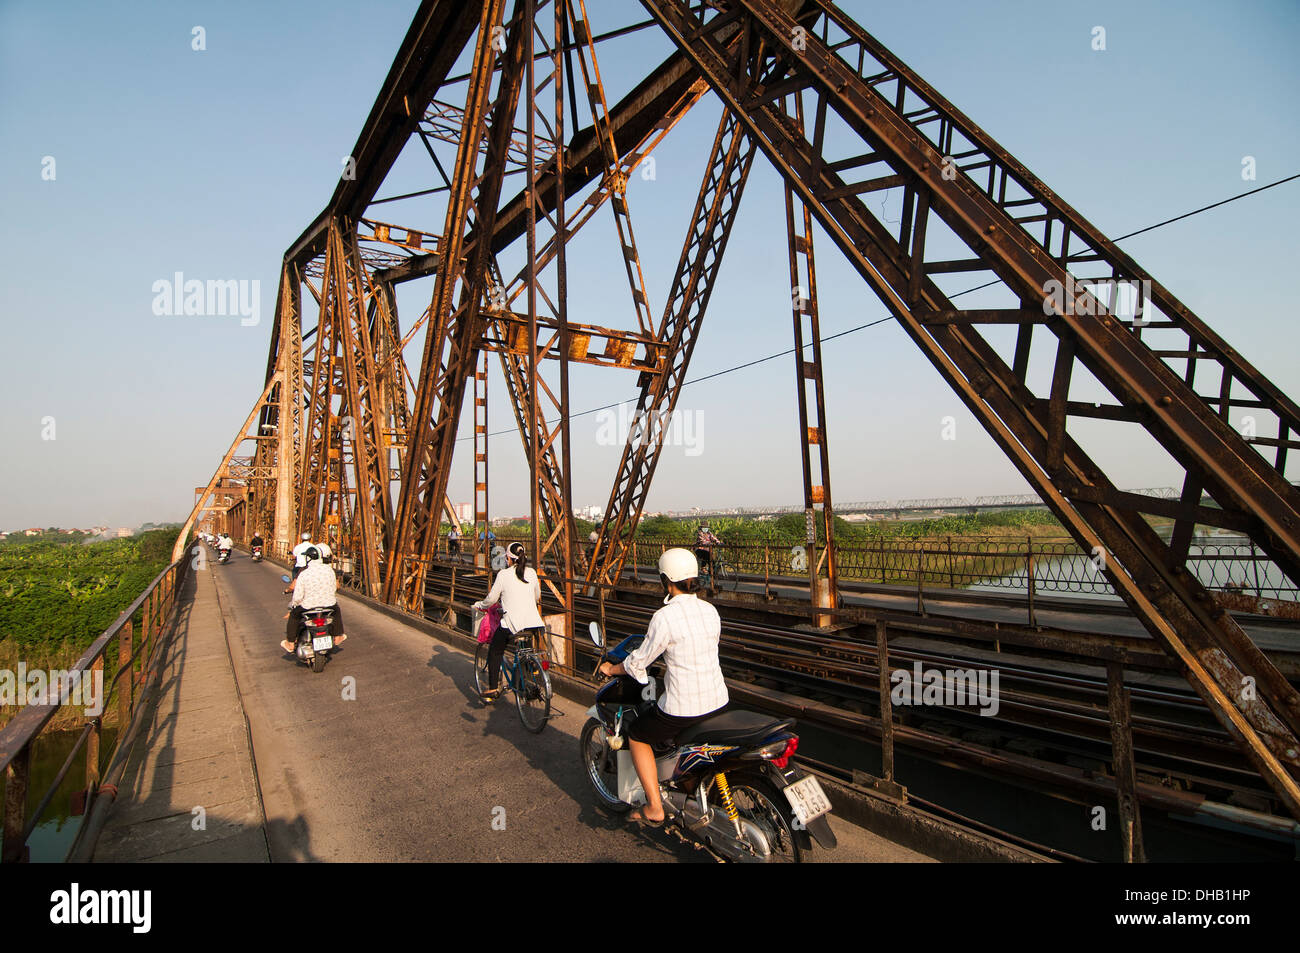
675,709,794,747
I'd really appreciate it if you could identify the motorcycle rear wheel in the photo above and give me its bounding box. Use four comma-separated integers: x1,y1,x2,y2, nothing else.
579,718,630,813
311,654,327,673
728,772,803,863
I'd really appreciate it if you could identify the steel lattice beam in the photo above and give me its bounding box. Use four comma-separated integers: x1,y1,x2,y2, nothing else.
641,0,1300,817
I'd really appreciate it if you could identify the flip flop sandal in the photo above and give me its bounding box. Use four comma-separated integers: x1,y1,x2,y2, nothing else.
629,810,665,829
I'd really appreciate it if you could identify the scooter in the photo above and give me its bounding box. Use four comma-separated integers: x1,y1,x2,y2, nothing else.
251,545,263,562
579,622,837,862
281,575,336,673
217,548,231,564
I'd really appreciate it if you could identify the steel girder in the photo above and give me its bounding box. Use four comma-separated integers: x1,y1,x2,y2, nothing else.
641,0,1300,816
181,0,1300,823
784,94,838,613
384,0,530,609
588,108,757,588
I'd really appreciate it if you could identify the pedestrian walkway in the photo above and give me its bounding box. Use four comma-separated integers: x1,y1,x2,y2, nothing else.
93,567,268,861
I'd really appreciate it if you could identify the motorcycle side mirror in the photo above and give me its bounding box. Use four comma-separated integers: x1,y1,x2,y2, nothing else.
588,621,603,647
281,574,292,584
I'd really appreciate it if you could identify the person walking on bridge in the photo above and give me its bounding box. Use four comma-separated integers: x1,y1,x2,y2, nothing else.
472,541,545,703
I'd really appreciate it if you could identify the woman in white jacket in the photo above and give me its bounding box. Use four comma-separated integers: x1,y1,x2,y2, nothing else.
473,541,545,701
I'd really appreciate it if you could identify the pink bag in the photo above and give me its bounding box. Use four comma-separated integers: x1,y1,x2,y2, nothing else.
477,603,503,643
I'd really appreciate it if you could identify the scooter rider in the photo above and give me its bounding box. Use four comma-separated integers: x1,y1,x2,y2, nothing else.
597,548,728,827
281,546,346,653
216,533,233,558
285,531,315,593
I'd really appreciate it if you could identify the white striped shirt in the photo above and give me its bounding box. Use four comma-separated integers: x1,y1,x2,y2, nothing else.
624,593,728,717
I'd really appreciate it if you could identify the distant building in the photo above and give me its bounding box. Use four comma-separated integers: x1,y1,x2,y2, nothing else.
25,528,41,536
115,527,132,538
452,502,474,524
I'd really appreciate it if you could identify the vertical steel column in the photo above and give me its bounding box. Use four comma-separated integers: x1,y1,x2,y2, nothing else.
784,93,838,625
474,350,490,570
1107,661,1147,862
1,747,30,863
553,0,575,660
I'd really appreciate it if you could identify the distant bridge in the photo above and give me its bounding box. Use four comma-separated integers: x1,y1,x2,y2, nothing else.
663,487,1182,519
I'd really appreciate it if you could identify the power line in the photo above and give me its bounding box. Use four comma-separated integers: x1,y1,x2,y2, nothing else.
462,172,1299,441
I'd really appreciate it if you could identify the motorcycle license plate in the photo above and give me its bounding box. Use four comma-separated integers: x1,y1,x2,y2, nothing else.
783,775,832,825
311,635,333,652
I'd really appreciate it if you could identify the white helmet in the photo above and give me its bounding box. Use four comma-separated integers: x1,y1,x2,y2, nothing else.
657,547,699,584
315,542,332,560
301,531,312,541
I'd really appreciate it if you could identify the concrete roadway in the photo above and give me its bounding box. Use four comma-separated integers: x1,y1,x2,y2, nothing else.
209,554,930,863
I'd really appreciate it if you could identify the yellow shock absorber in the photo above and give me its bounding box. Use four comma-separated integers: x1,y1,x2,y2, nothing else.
715,772,740,827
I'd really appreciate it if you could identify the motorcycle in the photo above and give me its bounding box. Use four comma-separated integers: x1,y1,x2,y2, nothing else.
579,622,837,862
281,575,336,673
217,548,231,564
251,545,263,562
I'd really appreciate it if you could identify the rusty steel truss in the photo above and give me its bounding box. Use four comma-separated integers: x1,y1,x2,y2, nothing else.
175,0,1300,824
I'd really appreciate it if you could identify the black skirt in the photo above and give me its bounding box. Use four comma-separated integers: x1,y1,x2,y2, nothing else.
627,702,727,751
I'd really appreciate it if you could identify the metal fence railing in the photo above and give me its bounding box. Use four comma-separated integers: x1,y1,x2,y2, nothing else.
0,551,193,863
464,533,1297,603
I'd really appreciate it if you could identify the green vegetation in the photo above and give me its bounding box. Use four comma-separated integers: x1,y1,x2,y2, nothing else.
630,507,1063,545
0,530,176,658
442,510,1067,588
448,508,1061,545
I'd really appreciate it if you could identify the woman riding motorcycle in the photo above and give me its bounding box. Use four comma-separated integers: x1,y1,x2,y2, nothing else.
597,548,728,826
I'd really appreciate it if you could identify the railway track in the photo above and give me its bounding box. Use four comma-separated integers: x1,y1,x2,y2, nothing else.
417,560,1300,848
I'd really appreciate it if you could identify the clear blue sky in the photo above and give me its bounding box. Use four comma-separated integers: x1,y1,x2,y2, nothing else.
2,0,1297,529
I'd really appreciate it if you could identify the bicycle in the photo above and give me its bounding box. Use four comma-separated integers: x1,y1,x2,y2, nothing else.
699,548,736,591
474,630,553,733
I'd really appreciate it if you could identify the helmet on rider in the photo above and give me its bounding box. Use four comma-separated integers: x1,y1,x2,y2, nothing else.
315,542,332,563
657,548,699,595
303,546,321,564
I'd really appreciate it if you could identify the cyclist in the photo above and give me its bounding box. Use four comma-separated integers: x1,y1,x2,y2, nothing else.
597,548,727,827
694,524,721,577
448,525,461,559
472,541,544,703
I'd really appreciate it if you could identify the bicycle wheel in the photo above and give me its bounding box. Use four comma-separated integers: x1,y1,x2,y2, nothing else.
716,559,736,590
473,641,492,697
515,654,551,733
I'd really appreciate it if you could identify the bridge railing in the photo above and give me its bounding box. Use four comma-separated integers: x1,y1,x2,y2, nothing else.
0,551,193,862
472,533,1298,610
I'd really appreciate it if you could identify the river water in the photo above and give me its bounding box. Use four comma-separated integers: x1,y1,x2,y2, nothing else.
967,532,1293,603
2,726,118,862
